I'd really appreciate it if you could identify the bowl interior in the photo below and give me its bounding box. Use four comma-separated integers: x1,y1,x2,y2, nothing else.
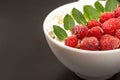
43,0,120,54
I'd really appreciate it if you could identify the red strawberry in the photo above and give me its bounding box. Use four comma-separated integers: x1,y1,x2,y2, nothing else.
72,25,88,39
88,26,103,39
115,29,120,39
87,20,101,29
80,37,99,50
100,12,115,23
100,34,120,50
65,35,78,47
114,5,120,18
117,16,120,21
117,17,120,27
102,18,120,35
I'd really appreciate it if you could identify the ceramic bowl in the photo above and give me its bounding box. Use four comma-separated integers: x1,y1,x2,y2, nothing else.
43,0,120,80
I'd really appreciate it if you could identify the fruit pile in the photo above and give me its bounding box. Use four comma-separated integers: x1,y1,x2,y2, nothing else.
53,0,120,51
65,5,120,50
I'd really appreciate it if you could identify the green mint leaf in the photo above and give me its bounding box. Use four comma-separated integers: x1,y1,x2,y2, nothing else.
72,8,87,25
63,14,75,30
53,25,67,40
105,0,119,12
83,12,89,21
83,5,100,20
94,1,104,13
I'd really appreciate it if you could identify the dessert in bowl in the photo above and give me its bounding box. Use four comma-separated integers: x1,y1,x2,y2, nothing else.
43,0,120,79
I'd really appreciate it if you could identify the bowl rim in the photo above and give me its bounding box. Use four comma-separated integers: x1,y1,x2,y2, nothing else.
43,1,120,55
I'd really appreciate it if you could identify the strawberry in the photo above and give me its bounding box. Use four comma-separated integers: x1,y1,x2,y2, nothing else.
114,5,120,18
102,18,120,35
100,12,115,23
117,16,120,21
72,25,88,39
65,35,78,47
87,20,101,29
115,29,120,39
88,26,103,39
80,37,99,50
100,34,120,50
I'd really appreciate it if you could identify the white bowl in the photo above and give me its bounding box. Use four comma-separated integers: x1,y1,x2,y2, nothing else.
43,0,120,80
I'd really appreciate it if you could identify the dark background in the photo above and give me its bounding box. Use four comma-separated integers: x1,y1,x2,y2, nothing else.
0,0,120,80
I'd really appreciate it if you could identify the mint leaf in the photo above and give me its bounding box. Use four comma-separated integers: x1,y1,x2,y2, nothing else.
105,0,119,12
53,25,67,40
72,8,87,25
94,1,104,13
83,5,100,20
63,14,75,30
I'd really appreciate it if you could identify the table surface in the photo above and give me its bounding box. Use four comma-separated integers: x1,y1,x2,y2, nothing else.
0,0,120,80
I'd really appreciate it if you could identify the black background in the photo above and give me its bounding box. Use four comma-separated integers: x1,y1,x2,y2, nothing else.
0,0,120,80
